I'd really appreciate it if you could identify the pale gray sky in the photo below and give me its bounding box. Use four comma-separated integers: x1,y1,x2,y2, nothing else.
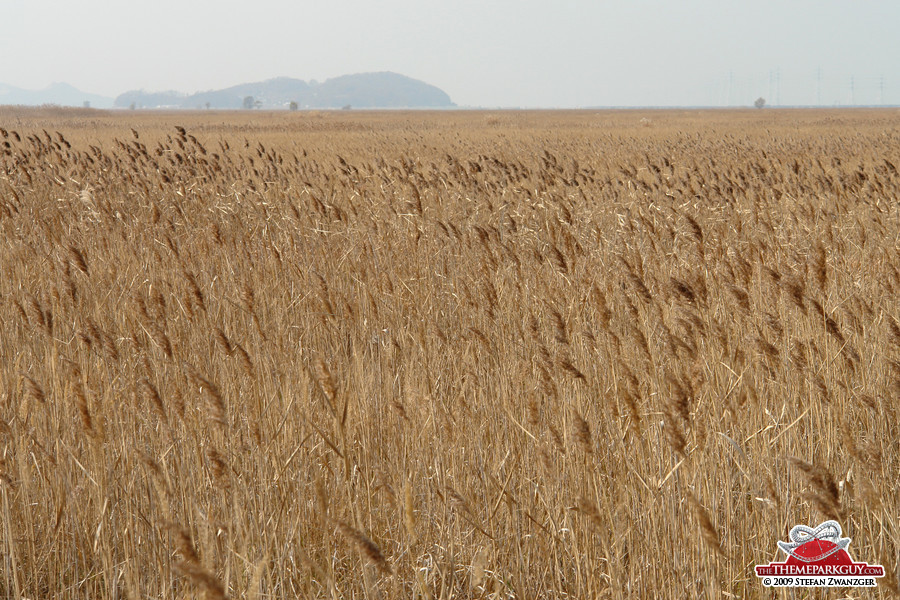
2,0,898,107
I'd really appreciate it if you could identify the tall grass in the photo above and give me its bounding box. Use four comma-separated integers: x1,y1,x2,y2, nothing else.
0,108,898,598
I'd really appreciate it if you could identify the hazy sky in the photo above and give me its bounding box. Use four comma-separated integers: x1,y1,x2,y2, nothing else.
2,0,898,107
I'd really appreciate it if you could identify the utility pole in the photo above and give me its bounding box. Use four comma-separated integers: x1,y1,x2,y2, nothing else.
776,68,781,106
769,70,773,104
729,71,734,106
880,76,885,105
850,76,855,105
817,68,822,106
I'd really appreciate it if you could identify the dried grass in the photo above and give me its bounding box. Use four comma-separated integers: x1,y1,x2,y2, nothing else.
0,107,897,599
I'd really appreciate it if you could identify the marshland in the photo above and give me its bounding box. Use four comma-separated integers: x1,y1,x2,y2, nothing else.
1,108,898,598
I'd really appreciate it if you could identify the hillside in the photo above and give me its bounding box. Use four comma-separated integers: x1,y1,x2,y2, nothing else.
115,72,454,109
0,82,114,108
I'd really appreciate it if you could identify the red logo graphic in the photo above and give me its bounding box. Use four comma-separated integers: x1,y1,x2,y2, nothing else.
756,521,884,588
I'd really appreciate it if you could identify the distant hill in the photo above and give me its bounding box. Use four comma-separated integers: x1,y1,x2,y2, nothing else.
0,82,114,108
184,78,313,110
308,73,452,108
114,72,454,109
113,89,186,109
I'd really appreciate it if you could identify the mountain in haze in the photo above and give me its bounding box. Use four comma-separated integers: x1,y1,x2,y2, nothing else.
0,82,114,108
114,72,454,109
181,78,313,110
308,73,452,108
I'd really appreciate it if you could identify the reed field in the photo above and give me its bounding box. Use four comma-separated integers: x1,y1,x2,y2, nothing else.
0,107,898,599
